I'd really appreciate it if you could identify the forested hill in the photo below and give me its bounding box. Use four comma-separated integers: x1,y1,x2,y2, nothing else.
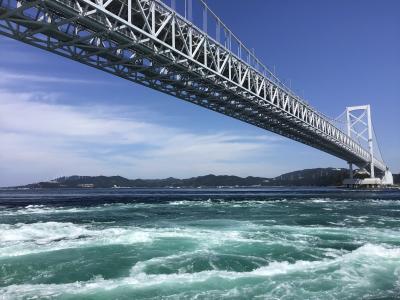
271,168,349,186
13,167,373,188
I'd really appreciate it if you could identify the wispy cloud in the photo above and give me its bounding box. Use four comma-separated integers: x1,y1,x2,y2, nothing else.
0,70,108,86
0,89,281,186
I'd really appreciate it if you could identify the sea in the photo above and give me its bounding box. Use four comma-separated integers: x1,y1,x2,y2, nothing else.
0,187,400,299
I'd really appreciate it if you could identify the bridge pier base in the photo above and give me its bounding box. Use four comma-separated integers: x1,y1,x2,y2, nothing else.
343,170,393,188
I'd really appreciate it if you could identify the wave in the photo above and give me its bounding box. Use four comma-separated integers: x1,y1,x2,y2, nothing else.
1,243,399,299
168,199,288,207
0,222,259,257
309,198,332,203
0,222,154,257
2,219,400,258
269,224,400,243
2,198,287,216
3,197,399,217
1,205,90,216
168,199,214,206
0,202,159,216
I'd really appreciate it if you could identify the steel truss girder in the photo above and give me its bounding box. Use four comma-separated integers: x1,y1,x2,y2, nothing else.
0,0,387,172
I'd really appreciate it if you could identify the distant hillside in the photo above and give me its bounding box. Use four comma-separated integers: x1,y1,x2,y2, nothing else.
21,174,269,188
267,168,348,186
16,168,357,188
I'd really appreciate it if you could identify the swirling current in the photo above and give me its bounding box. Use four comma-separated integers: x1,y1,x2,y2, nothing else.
1,188,400,299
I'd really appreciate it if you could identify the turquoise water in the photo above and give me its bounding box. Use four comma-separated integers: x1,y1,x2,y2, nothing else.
1,188,400,299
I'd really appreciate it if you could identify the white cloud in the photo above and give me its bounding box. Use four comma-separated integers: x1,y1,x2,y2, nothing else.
0,69,110,86
0,89,170,144
0,89,281,186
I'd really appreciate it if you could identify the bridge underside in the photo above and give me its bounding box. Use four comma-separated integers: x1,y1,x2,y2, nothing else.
0,0,388,175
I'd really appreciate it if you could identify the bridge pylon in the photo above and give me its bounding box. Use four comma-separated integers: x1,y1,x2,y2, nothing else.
343,105,393,187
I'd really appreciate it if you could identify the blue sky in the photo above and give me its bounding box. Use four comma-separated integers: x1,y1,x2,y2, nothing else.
0,0,399,186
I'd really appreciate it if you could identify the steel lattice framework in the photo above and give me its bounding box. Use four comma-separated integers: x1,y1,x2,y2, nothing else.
0,0,388,173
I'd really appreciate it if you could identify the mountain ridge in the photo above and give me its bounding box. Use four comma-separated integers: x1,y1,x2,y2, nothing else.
12,167,390,188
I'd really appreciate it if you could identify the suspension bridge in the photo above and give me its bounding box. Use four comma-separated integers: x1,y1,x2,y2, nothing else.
0,0,393,186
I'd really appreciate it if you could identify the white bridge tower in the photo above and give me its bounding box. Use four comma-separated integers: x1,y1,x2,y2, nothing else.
343,105,393,187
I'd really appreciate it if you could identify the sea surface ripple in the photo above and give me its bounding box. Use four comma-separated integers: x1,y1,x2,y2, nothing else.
0,188,400,299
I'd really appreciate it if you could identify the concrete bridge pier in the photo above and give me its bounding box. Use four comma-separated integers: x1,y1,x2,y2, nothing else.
343,170,393,188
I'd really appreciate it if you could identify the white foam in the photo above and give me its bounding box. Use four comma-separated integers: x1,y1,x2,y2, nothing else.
327,221,345,226
168,199,216,207
1,243,399,298
168,199,289,208
309,198,331,203
0,202,159,216
270,224,400,243
0,222,91,243
0,222,258,257
1,205,97,216
0,222,153,257
168,200,192,205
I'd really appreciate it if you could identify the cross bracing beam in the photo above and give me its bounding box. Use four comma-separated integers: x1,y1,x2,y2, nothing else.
0,0,388,173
